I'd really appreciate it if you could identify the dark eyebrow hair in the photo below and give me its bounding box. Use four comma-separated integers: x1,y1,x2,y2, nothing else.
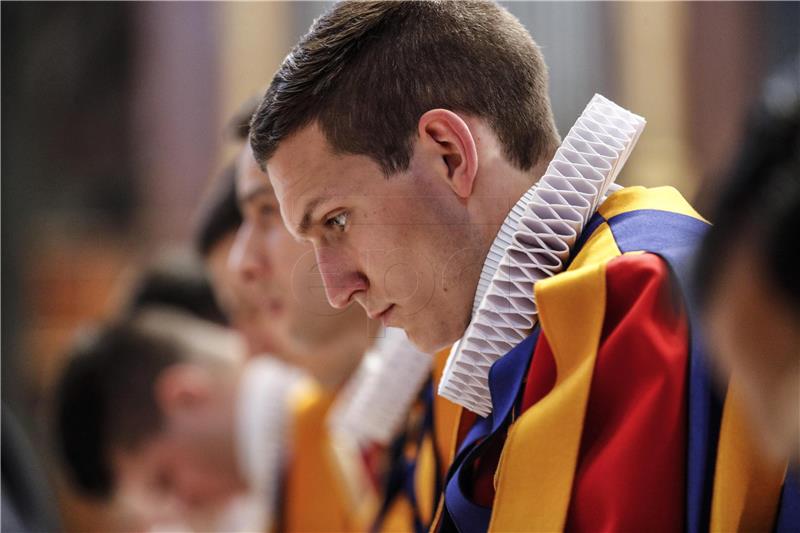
298,196,324,236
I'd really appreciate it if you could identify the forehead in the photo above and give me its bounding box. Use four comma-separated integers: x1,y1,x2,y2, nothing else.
236,145,275,200
266,123,387,222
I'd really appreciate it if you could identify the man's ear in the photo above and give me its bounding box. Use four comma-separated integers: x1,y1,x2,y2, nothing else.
154,364,213,418
417,109,479,199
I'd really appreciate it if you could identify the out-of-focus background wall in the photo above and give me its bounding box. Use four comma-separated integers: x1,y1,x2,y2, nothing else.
2,2,798,531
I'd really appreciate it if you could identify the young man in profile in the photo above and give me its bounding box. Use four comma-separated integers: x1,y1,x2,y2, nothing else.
228,133,458,533
695,81,799,530
246,1,798,531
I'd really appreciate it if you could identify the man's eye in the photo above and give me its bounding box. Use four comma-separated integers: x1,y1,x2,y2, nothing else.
325,212,349,231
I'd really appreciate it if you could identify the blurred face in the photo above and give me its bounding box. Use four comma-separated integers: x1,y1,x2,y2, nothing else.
705,240,800,462
265,122,487,353
113,435,240,525
231,145,374,363
205,233,278,355
112,364,245,525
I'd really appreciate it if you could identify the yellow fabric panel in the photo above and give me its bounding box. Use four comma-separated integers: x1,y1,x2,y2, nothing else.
284,382,356,533
380,495,415,533
598,185,707,222
710,380,786,532
428,346,465,533
431,347,463,474
414,435,437,526
489,261,607,532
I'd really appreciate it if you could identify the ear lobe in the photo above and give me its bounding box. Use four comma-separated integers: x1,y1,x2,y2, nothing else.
154,364,212,417
418,109,479,199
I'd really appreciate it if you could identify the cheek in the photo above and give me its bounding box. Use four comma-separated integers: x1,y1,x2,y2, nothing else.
286,241,335,313
380,247,434,304
384,261,420,299
270,228,307,277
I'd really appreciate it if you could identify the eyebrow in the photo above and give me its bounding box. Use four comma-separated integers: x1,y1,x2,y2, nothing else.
297,196,325,236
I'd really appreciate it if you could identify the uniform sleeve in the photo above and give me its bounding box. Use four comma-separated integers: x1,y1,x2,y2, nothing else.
569,253,688,532
520,253,689,533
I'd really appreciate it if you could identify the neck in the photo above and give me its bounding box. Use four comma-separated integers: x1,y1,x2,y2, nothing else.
298,320,379,392
474,154,551,262
459,155,552,321
212,369,251,491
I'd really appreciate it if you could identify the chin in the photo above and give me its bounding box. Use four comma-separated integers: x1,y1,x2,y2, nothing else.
405,320,462,355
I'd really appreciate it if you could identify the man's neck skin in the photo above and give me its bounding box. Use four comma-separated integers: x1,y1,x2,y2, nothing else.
222,363,252,492
465,115,553,294
287,320,380,392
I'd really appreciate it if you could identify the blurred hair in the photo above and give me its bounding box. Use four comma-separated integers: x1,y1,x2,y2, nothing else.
193,161,242,259
250,0,560,175
695,59,800,310
126,252,228,325
226,93,261,141
193,94,261,257
54,322,183,499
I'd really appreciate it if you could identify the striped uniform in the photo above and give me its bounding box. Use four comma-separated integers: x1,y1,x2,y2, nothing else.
435,186,799,533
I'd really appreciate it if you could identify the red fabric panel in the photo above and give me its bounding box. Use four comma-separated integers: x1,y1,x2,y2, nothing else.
361,442,385,491
520,332,558,411
564,253,688,532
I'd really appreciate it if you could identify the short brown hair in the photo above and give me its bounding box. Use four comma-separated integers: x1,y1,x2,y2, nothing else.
250,0,560,175
226,94,261,141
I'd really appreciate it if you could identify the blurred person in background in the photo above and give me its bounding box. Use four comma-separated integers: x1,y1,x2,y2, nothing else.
2,404,61,533
54,255,310,532
194,162,280,357
695,59,799,529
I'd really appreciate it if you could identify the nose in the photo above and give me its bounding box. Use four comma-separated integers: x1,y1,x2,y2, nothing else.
315,245,368,309
229,222,272,284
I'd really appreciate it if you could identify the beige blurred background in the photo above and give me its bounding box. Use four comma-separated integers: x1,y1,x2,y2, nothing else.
2,2,798,531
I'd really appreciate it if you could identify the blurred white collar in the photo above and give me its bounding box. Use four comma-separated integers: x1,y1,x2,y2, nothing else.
234,357,307,527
